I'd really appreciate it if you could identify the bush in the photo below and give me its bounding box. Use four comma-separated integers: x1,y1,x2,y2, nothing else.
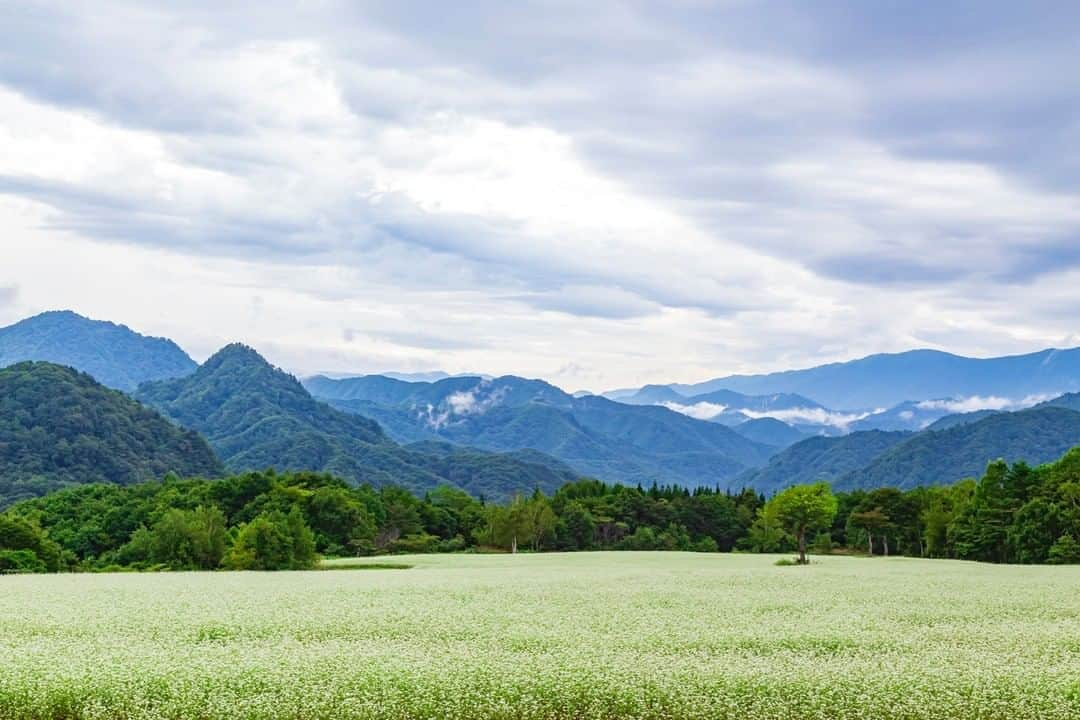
0,548,47,573
1047,534,1080,565
389,532,441,554
692,537,719,553
437,534,469,553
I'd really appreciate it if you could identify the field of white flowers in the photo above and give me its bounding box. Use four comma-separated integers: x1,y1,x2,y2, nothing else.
1,552,1078,719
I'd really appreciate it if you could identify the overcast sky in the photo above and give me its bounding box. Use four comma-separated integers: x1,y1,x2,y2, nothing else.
2,1,1079,390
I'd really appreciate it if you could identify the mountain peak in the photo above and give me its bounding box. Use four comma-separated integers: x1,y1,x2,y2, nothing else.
205,342,269,366
0,310,196,391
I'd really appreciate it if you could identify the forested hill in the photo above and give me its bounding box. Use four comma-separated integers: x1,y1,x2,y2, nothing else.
136,345,577,500
0,362,223,507
736,430,912,494
835,405,1080,490
306,374,774,489
0,311,196,391
740,403,1080,493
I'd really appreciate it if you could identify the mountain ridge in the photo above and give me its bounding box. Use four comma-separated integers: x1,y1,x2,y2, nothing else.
616,347,1080,410
0,310,197,391
136,345,578,500
306,373,775,489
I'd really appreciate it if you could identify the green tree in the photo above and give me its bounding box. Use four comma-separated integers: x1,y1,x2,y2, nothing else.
739,503,789,553
134,505,227,570
224,507,317,570
307,486,377,555
555,500,595,550
1047,533,1080,564
0,514,63,572
765,483,838,564
1007,498,1063,564
848,507,890,556
952,461,1015,562
522,493,557,552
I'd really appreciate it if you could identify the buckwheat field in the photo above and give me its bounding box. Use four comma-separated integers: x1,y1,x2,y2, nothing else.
2,552,1078,720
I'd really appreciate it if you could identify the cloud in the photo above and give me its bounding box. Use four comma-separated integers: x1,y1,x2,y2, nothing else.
915,395,1052,414
513,285,661,320
738,407,876,430
416,381,508,429
0,2,1078,389
362,328,489,352
662,399,875,429
0,284,17,307
662,401,729,421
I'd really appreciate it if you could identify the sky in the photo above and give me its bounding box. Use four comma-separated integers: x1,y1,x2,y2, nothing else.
1,1,1079,391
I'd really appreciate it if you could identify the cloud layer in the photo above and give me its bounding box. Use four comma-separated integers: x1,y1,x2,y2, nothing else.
1,2,1078,388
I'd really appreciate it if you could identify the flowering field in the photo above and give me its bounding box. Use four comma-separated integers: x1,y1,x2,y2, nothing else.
1,553,1078,720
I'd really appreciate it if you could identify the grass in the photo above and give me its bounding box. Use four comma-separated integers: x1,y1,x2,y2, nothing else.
0,552,1078,719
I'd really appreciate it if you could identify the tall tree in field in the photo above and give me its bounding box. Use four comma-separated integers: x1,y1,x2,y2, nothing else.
848,507,890,556
766,483,838,564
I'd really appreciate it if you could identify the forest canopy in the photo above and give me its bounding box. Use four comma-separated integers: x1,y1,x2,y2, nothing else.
4,445,1078,572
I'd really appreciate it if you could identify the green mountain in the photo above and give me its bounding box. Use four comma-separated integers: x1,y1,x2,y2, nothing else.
835,406,1080,490
0,311,196,391
136,346,576,500
306,374,774,489
924,409,1001,431
0,362,222,507
732,418,807,448
736,430,912,494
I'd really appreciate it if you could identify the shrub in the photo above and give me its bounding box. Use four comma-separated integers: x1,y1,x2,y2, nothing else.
389,532,441,554
0,549,47,573
692,536,719,553
1047,533,1080,565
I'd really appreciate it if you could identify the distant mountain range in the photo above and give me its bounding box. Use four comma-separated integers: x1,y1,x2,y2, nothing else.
744,405,1080,493
135,345,577,500
731,418,809,449
1,309,1078,499
615,375,1065,438
618,385,828,429
0,311,196,391
610,348,1080,410
0,362,221,507
304,373,775,489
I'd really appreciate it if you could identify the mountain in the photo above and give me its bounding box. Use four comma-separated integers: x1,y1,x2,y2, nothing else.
301,374,418,405
737,430,912,494
620,384,690,405
835,406,1080,490
306,374,775,489
655,347,1080,410
136,346,575,500
732,418,807,448
1038,392,1080,412
0,311,196,391
617,385,832,431
382,371,452,383
848,400,963,432
0,362,222,507
924,409,1002,432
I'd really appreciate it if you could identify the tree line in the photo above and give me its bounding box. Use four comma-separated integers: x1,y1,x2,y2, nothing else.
2,446,1078,572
